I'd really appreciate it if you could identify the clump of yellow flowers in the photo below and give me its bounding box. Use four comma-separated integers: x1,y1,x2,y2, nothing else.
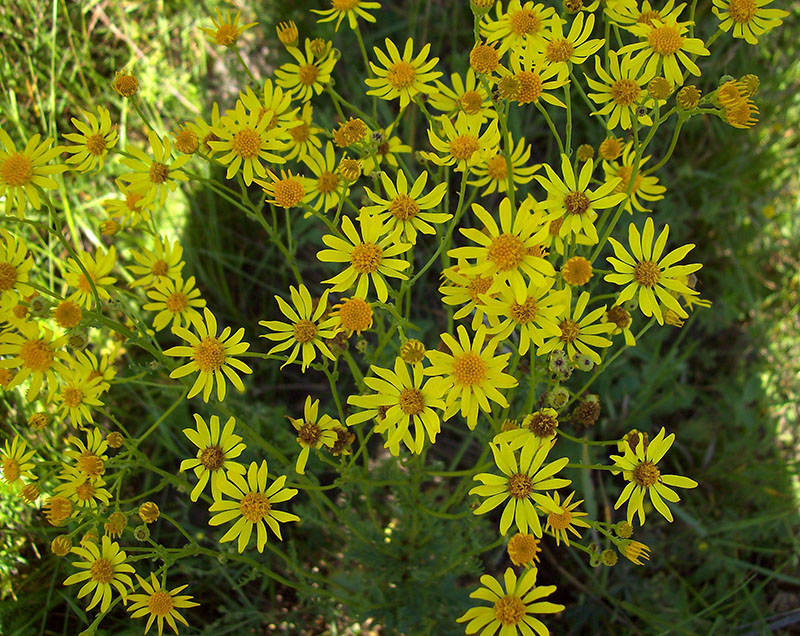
0,0,784,633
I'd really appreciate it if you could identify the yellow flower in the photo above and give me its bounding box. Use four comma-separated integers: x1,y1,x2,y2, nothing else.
283,103,323,161
119,131,190,206
0,229,34,312
362,170,450,243
495,408,561,450
165,307,253,402
470,438,570,535
605,217,702,324
712,0,787,44
259,284,339,372
274,37,338,102
63,245,117,308
55,471,112,508
0,128,66,218
429,69,496,122
63,536,135,613
602,142,666,213
180,414,246,502
586,51,654,130
1,435,37,489
317,211,411,302
439,259,497,330
507,532,542,566
129,237,184,288
103,181,155,228
361,124,411,175
63,106,118,173
505,45,569,107
55,368,104,428
63,428,108,482
208,460,299,553
199,9,257,47
541,13,605,78
481,0,557,55
538,289,613,365
127,573,199,636
422,112,501,172
0,322,69,401
468,133,540,196
539,491,590,546
605,0,683,31
144,276,206,332
365,38,442,110
185,102,223,158
424,325,518,430
312,0,382,31
288,396,341,473
276,20,299,47
112,69,139,98
330,296,374,335
604,304,636,346
72,349,115,393
610,427,698,524
237,80,299,133
302,142,348,212
347,357,446,455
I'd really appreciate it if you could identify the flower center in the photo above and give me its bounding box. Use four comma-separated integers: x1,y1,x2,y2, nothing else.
452,353,487,386
175,130,198,153
728,0,756,22
151,259,169,276
125,190,144,210
0,262,18,291
20,339,54,372
148,591,174,616
1,153,33,187
488,233,525,271
338,298,372,332
231,128,261,159
510,297,537,324
607,305,632,329
214,24,239,46
633,260,660,287
611,79,641,106
508,473,533,499
298,421,322,446
526,411,558,438
2,458,20,482
293,319,318,344
386,61,417,89
613,165,644,194
565,190,591,215
289,123,310,143
466,275,493,302
192,337,226,371
200,445,225,470
637,9,661,25
63,387,84,408
563,256,593,286
77,271,96,292
548,508,573,530
332,0,360,9
486,155,508,181
545,38,574,63
350,242,383,273
460,90,484,115
448,134,480,160
76,452,105,478
515,71,543,104
470,44,500,74
76,481,96,501
317,171,340,194
633,461,661,487
648,25,683,55
55,301,82,327
398,388,425,415
389,194,420,220
272,178,304,208
114,74,138,96
494,594,526,626
558,319,581,343
508,533,541,565
239,491,271,523
89,558,114,584
510,9,541,35
149,161,169,184
165,292,188,313
85,134,107,156
298,64,320,86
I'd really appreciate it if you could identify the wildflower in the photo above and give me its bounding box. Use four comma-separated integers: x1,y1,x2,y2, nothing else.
468,134,539,196
586,51,654,130
317,211,411,303
469,42,502,75
20,482,40,502
602,143,666,213
289,396,341,473
165,307,253,402
73,349,116,392
0,230,34,312
562,256,593,286
605,217,701,324
302,142,348,212
275,38,338,102
429,70,495,121
63,245,117,308
276,20,299,47
618,539,651,564
598,135,623,160
724,98,759,129
712,0,787,44
362,170,450,243
55,370,105,428
0,128,66,218
337,156,362,182
333,117,369,148
107,431,124,448
104,181,154,228
139,502,160,524
572,395,601,427
540,491,590,546
471,0,497,16
312,0,382,31
200,9,257,47
399,339,426,365
348,357,446,455
180,414,246,502
539,289,613,365
361,124,411,175
1,435,37,489
606,0,682,30
439,260,498,331
240,81,298,133
129,238,184,288
208,460,299,553
63,106,118,173
330,296,374,335
51,535,73,556
144,276,206,332
495,408,561,450
63,536,135,613
105,512,128,537
542,13,605,78
481,0,556,55
120,131,190,206
365,38,442,110
45,496,74,526
259,285,338,372
676,85,701,109
647,76,673,100
100,219,120,236
507,533,542,566
127,573,200,636
55,471,112,508
0,322,69,401
422,112,501,172
283,103,322,161
112,69,139,97
424,325,517,430
611,427,698,524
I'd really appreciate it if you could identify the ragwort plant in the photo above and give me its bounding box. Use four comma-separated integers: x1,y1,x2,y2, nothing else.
0,0,789,633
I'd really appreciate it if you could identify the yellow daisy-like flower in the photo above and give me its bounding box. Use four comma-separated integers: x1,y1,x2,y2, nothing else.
55,368,104,428
468,133,540,196
55,470,112,508
237,80,298,134
127,573,200,636
301,142,348,213
208,460,300,553
481,0,556,55
604,304,636,346
1,435,37,489
536,154,626,244
539,491,591,546
186,102,222,158
0,229,34,312
541,13,605,78
165,307,253,402
317,211,411,303
361,124,411,176
495,408,561,451
129,237,184,288
255,169,308,210
439,259,497,330
586,51,654,130
620,10,710,86
347,357,446,455
448,197,554,303
274,38,338,103
605,217,702,324
288,396,340,474
144,276,206,332
329,296,374,335
362,170,450,243
602,142,666,213
0,322,69,401
0,128,66,218
507,532,542,566
429,69,496,122
470,438,570,535
422,112,501,172
610,427,698,525
208,100,286,186
72,349,116,393
505,46,568,108
63,245,117,308
312,0,382,31
180,414,246,502
119,131,190,206
424,325,517,431
64,428,108,482
538,289,613,365
605,0,684,31
259,285,338,372
712,0,787,45
199,9,257,47
365,38,442,110
283,103,323,161
104,181,155,228
63,536,135,613
63,106,118,173
457,567,564,636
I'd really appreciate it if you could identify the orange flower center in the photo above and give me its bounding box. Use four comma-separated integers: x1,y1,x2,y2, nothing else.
214,24,239,46
633,461,661,487
332,0,360,9
611,79,641,106
20,338,54,372
637,10,661,25
470,44,499,74
148,591,174,616
151,259,169,276
165,292,188,313
317,171,340,194
231,128,261,159
239,491,271,522
558,319,580,343
545,38,574,63
0,262,18,291
452,352,487,386
76,480,96,501
192,337,226,371
54,300,83,328
389,194,420,220
515,71,543,104
607,305,632,329
298,64,320,86
508,473,533,498
548,507,573,530
273,177,305,208
77,453,105,478
460,90,484,115
298,420,322,446
728,0,756,22
509,9,541,35
289,123,310,143
633,260,660,287
509,297,537,324
613,165,644,194
387,60,417,89
488,233,525,271
200,445,225,470
466,275,493,302
2,458,20,483
565,190,591,215
338,298,373,332
486,155,508,181
89,558,114,584
149,162,169,184
398,388,425,415
293,319,318,344
494,594,526,626
1,153,33,187
448,134,480,160
648,25,684,55
350,242,383,273
62,386,84,408
84,134,106,156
